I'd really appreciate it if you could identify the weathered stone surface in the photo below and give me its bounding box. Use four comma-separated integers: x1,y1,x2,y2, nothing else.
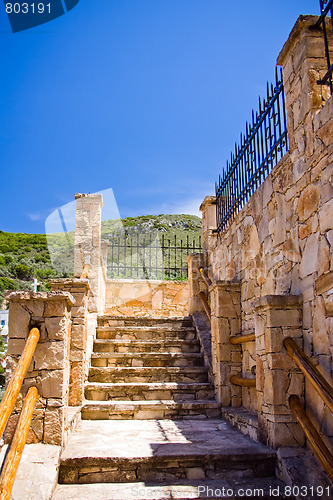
298,184,320,221
8,301,31,338
34,341,66,370
45,316,68,340
40,369,64,398
299,233,319,278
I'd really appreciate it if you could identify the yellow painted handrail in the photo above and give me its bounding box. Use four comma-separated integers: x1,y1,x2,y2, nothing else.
0,386,39,500
283,337,333,414
199,292,211,322
289,395,333,481
0,327,40,438
230,333,255,345
199,267,212,288
230,373,256,387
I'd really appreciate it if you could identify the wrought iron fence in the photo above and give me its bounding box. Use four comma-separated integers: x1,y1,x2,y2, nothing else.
314,0,333,94
107,233,202,280
215,67,288,237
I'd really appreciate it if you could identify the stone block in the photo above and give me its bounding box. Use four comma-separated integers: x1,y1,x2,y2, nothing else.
44,407,64,446
7,338,27,356
69,362,84,406
8,302,30,338
45,316,68,340
40,370,64,398
34,342,65,370
299,233,319,278
297,184,320,221
44,300,70,318
71,324,87,350
319,199,333,232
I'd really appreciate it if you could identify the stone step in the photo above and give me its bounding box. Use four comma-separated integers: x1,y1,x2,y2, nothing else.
88,366,208,384
90,352,204,368
85,382,215,402
81,400,221,420
53,478,295,500
92,339,201,354
98,316,193,328
96,325,196,341
58,419,276,485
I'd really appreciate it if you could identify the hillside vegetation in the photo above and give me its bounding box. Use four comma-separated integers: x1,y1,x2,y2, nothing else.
0,214,202,303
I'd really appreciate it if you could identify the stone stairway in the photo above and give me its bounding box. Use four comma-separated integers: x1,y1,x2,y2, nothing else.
82,315,220,420
52,315,291,499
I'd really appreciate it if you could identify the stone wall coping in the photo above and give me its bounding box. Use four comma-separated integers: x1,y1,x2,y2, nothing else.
253,294,302,311
277,15,321,66
208,281,241,292
4,290,75,306
186,253,204,262
106,279,188,285
200,196,216,212
315,271,333,295
74,193,103,202
49,278,90,290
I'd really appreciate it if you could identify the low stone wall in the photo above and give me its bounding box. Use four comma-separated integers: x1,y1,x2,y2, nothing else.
105,279,189,317
5,291,74,447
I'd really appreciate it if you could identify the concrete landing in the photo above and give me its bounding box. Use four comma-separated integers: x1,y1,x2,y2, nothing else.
0,444,60,500
58,419,276,485
60,418,273,461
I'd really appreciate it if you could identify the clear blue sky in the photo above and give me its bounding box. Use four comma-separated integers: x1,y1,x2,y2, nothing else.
1,0,317,233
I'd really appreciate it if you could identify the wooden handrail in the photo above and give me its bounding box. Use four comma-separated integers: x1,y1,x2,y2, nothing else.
0,386,39,500
230,373,256,387
283,337,333,414
199,268,212,288
199,292,211,322
289,395,333,481
0,327,40,438
230,333,255,345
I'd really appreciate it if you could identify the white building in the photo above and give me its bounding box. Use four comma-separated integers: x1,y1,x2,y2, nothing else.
0,310,9,343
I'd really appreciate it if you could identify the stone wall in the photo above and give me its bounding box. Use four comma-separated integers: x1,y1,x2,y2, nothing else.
200,16,333,449
105,279,189,318
4,291,74,447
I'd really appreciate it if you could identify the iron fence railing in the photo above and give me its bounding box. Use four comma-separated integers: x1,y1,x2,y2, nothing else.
107,233,202,280
215,67,288,237
313,0,333,94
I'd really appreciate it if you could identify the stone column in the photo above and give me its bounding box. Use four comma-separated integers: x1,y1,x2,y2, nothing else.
5,290,74,447
209,281,242,406
277,15,332,159
74,193,103,313
200,196,217,259
253,295,305,449
50,279,90,406
187,253,206,315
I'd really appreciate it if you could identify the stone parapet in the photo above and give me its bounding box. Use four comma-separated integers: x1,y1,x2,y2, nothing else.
200,196,217,258
50,279,90,406
253,295,304,449
209,281,242,407
4,290,74,447
105,279,189,318
187,254,206,316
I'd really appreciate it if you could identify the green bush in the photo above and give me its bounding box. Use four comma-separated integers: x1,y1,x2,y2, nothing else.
13,264,31,279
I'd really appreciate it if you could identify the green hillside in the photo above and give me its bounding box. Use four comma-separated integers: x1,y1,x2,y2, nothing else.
0,214,202,303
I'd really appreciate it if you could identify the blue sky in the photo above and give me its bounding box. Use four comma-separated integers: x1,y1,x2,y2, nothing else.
1,0,317,233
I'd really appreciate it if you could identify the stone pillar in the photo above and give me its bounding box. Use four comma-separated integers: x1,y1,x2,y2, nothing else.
209,281,242,406
5,290,74,447
277,15,332,159
200,196,217,259
187,253,206,315
253,295,305,449
50,279,90,406
74,193,103,313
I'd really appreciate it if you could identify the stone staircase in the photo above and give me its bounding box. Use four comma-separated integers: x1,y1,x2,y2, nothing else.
52,315,291,499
